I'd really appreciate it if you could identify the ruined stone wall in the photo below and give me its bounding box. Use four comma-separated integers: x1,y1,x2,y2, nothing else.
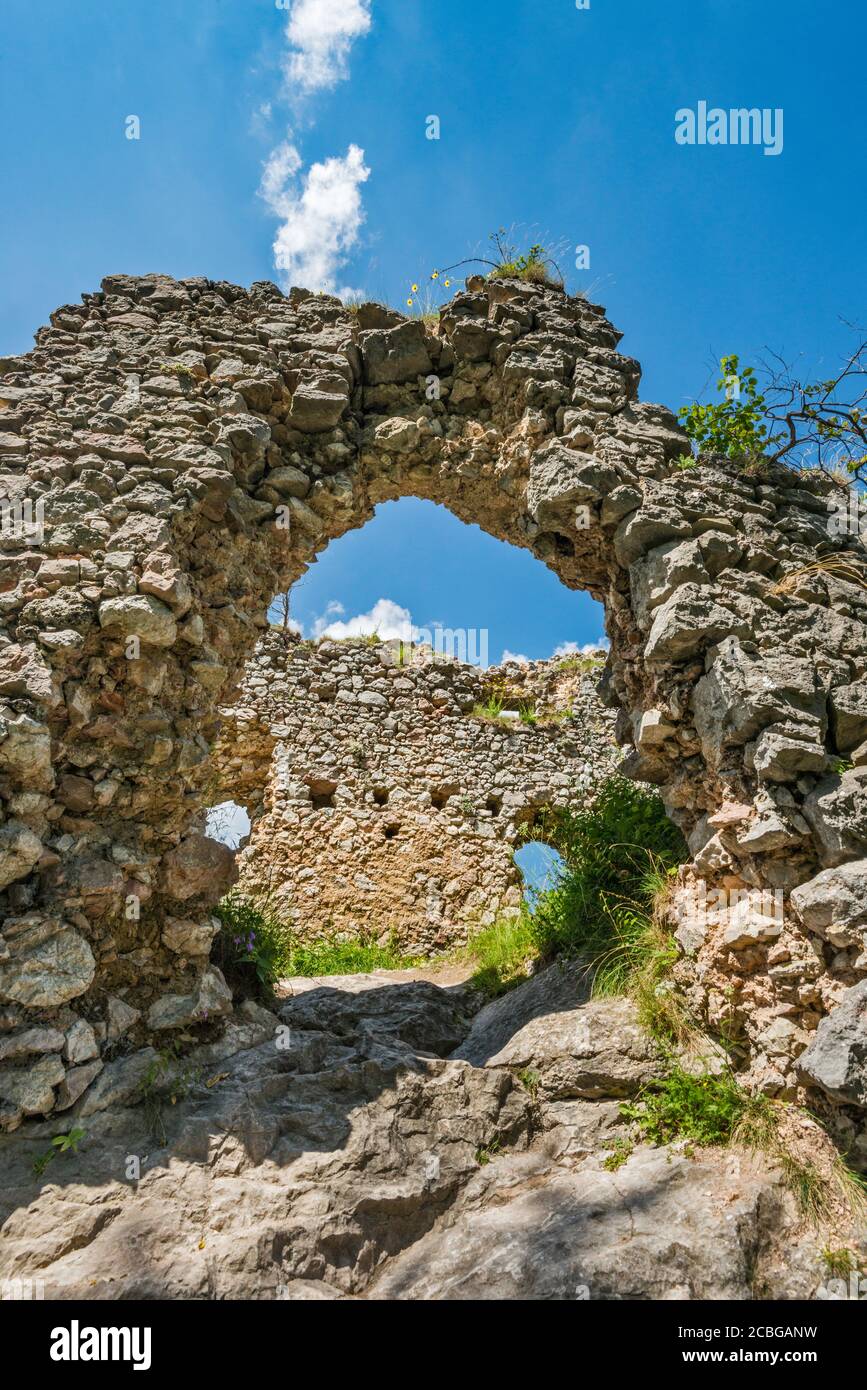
0,269,866,1130
215,636,618,951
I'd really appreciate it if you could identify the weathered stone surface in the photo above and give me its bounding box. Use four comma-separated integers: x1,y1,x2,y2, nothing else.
0,1053,64,1116
106,996,141,1041
361,321,432,385
162,915,220,957
802,770,867,866
146,965,233,1030
0,971,839,1300
64,1018,98,1064
160,834,237,902
791,860,867,949
0,923,95,1008
798,980,867,1105
217,638,617,951
0,820,42,889
830,682,867,754
366,1146,812,1302
97,594,177,647
692,638,825,768
644,586,739,662
0,1027,64,1062
472,993,658,1100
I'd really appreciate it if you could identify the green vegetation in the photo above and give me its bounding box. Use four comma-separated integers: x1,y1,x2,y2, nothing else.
463,776,689,1022
33,1127,87,1179
679,355,770,464
601,1136,633,1172
474,1137,502,1166
556,653,605,674
138,1042,202,1144
821,1247,857,1280
621,1065,764,1148
471,693,506,721
518,701,538,726
517,1068,541,1102
678,342,867,483
158,360,197,383
621,1063,867,1228
214,892,420,994
488,242,551,285
464,912,538,997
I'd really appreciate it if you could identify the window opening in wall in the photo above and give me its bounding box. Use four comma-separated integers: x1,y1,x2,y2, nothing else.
514,840,566,910
205,801,251,850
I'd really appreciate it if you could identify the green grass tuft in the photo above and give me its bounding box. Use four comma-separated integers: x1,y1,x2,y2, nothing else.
214,892,421,992
463,776,689,1026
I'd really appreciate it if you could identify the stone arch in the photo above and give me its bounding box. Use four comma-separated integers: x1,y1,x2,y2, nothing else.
1,269,866,1124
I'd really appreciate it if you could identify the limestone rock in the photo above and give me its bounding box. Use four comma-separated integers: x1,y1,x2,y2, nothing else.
162,916,220,957
802,770,867,866
791,860,867,949
146,965,233,1031
0,970,831,1300
64,1019,99,1064
0,1053,64,1116
98,594,177,647
0,922,95,1008
361,321,432,385
798,979,867,1105
161,834,237,902
0,820,42,890
106,996,141,1041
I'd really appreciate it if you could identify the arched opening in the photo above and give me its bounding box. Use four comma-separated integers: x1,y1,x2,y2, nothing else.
218,494,613,963
2,268,859,1131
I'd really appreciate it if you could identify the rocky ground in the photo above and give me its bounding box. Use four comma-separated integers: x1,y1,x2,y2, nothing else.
0,959,856,1301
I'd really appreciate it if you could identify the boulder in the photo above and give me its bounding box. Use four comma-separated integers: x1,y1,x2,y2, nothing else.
802,770,867,866
146,966,233,1031
798,979,867,1106
790,860,867,949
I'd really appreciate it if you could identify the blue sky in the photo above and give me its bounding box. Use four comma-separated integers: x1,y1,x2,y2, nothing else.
3,0,864,661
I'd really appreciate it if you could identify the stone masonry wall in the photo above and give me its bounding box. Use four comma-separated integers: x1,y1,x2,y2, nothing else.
215,635,618,952
0,269,866,1129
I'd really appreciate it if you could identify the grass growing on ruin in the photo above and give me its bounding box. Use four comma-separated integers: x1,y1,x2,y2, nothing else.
214,893,420,991
464,910,539,996
556,653,606,674
621,1063,867,1230
464,778,690,1025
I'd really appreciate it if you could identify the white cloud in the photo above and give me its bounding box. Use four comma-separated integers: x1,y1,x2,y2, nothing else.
553,639,609,658
259,141,370,296
500,650,530,665
313,597,420,642
282,0,373,98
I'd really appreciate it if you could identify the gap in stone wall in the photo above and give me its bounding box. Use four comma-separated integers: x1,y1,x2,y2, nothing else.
515,841,567,909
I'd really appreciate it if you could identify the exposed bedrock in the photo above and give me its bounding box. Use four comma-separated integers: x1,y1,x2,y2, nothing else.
0,271,865,1126
0,965,854,1300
